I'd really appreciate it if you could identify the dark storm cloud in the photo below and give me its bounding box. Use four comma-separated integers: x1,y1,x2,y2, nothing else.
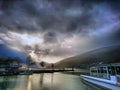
0,0,118,33
0,0,119,39
0,0,120,62
43,31,58,43
109,28,120,41
0,0,119,34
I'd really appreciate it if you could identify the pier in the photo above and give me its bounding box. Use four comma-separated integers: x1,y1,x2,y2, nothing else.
30,68,74,73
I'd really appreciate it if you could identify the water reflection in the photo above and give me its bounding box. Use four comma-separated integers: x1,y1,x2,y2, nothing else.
0,73,105,90
0,76,15,90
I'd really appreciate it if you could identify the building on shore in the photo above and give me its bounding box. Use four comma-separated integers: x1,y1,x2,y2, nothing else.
0,57,21,75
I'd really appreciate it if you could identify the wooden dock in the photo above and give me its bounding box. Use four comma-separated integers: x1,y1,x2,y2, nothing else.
30,68,74,73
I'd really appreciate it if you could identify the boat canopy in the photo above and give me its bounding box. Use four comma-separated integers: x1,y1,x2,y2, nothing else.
90,63,120,80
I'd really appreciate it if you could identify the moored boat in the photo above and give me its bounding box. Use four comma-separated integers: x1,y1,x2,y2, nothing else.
81,63,120,90
19,70,32,75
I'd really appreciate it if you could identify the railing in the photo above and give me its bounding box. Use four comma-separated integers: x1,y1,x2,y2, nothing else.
117,75,120,82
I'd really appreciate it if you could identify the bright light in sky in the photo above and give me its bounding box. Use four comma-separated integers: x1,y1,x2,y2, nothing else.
9,32,43,45
29,51,39,62
29,51,35,58
41,56,64,63
20,34,42,45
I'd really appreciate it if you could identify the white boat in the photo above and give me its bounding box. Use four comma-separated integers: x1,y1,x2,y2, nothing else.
19,70,32,75
81,63,120,90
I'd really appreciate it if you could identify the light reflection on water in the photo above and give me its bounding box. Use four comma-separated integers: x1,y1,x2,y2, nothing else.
0,73,104,90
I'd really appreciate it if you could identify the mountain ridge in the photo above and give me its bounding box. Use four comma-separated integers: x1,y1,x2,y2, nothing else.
55,45,120,69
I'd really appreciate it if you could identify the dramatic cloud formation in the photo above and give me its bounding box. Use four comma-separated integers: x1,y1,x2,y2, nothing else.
0,0,120,63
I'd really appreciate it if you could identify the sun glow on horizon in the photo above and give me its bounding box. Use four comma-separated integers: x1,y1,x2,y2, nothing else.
41,56,65,63
29,51,40,62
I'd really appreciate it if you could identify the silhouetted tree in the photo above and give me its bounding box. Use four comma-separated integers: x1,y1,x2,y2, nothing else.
51,63,54,69
40,62,45,67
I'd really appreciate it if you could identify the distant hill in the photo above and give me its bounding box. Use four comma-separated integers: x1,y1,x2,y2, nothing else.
0,44,27,63
55,45,120,69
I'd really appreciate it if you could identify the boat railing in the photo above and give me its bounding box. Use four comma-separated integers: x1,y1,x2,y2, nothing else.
90,67,111,80
90,64,120,80
117,75,120,82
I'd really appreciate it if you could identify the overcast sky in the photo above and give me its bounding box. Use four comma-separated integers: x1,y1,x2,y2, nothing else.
0,0,120,63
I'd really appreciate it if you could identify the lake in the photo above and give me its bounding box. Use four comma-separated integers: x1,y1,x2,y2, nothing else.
0,73,106,90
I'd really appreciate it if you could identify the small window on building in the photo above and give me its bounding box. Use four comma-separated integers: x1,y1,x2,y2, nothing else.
116,66,120,75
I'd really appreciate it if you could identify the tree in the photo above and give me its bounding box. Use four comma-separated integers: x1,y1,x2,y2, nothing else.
40,61,45,67
51,63,54,69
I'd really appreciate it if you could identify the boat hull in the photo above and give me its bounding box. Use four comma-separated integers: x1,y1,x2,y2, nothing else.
81,75,120,90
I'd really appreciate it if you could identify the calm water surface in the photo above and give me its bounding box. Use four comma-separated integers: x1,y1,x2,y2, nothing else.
0,73,105,90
